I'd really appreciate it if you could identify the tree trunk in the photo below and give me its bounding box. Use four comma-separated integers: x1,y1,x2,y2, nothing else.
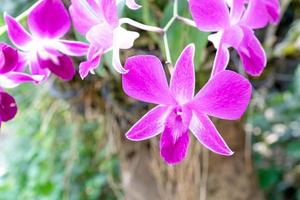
111,112,264,200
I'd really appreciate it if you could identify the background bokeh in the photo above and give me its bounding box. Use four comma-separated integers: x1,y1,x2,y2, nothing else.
0,0,299,199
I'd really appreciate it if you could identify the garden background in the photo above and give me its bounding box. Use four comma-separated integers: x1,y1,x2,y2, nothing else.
0,0,299,199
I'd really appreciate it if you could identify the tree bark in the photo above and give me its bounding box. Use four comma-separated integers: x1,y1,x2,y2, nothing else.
113,115,264,200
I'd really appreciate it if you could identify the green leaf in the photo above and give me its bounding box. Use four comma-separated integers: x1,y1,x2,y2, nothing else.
160,0,208,67
166,21,208,68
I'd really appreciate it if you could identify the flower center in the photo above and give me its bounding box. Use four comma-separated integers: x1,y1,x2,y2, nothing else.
26,39,59,65
175,107,183,116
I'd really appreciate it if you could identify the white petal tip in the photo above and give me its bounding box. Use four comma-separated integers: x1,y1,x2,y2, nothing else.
223,150,234,156
120,69,129,74
187,43,196,50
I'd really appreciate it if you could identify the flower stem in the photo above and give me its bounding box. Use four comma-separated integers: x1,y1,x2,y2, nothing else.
176,16,197,28
163,34,172,65
163,16,176,32
119,18,164,33
173,0,178,16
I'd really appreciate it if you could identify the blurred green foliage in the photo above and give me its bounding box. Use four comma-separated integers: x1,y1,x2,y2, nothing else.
248,3,300,199
249,65,300,200
0,0,123,199
0,83,122,200
275,19,300,58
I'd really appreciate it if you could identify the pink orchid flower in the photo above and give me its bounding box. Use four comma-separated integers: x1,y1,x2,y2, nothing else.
0,91,17,126
240,0,280,28
69,0,139,79
0,43,43,88
189,0,280,77
122,44,252,165
0,43,43,125
5,0,89,81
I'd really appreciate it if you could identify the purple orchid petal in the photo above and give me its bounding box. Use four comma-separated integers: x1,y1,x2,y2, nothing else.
44,47,62,57
237,27,266,76
79,58,101,79
13,52,27,72
0,92,17,122
101,0,119,27
211,45,230,76
221,25,244,48
160,130,190,165
7,73,44,84
86,0,103,13
0,43,18,74
170,44,195,104
56,40,89,56
70,0,118,35
28,0,71,39
37,54,75,81
265,0,281,24
189,0,230,32
69,0,100,35
160,109,190,165
4,14,32,49
126,106,169,141
122,55,175,105
228,0,246,24
84,0,119,27
190,70,252,120
209,25,244,50
211,26,244,75
0,75,19,88
241,0,280,29
126,0,142,10
190,111,233,156
29,58,51,81
79,45,103,79
1,72,44,87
